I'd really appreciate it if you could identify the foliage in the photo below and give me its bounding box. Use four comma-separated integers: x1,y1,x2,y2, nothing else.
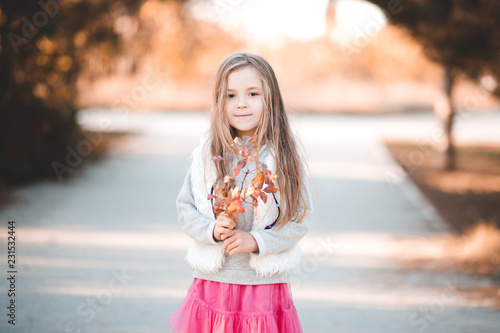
208,136,279,221
365,0,500,95
0,0,187,185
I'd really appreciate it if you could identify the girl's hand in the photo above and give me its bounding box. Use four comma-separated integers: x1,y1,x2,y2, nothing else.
222,229,259,255
213,212,236,242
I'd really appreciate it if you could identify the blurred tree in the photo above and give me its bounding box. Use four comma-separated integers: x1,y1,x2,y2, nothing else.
0,0,188,187
365,0,500,170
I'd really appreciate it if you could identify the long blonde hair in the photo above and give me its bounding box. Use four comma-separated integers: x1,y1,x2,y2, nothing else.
208,52,308,227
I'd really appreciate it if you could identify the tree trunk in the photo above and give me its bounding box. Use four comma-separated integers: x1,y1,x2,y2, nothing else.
433,67,456,171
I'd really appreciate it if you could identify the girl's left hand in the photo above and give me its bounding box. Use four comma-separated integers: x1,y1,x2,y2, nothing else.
222,230,259,255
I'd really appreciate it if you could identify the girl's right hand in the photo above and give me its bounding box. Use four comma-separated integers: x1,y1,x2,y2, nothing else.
213,212,236,241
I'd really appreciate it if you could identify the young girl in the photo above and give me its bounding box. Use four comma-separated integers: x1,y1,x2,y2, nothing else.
168,52,313,332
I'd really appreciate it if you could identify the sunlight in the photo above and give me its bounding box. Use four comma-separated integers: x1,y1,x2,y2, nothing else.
292,284,487,309
308,159,402,182
41,285,188,299
330,0,387,44
190,0,329,44
0,226,190,251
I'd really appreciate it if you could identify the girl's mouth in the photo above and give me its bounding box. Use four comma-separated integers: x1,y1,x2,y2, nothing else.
235,114,251,118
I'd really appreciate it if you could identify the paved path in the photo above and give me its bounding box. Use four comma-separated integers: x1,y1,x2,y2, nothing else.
1,109,500,333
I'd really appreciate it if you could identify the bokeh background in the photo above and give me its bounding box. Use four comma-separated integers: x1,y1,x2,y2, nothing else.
1,0,500,332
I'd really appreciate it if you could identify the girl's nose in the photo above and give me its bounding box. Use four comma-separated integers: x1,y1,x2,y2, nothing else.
237,97,247,108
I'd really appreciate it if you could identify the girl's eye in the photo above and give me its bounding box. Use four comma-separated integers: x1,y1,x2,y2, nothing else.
227,94,235,98
249,92,259,97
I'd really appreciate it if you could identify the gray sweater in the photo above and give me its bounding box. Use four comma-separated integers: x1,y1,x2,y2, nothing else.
176,145,313,285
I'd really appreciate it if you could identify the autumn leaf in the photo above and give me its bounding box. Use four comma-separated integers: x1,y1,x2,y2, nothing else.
233,168,240,177
209,135,279,221
229,186,240,199
246,186,255,196
234,137,244,145
228,201,245,213
251,173,263,185
263,185,278,193
215,208,225,219
237,159,247,169
224,175,235,183
259,191,268,203
222,197,234,205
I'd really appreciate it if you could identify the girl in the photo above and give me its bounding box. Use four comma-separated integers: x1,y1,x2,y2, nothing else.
168,52,313,332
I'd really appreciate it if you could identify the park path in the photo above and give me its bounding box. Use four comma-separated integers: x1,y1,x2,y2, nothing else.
1,109,500,333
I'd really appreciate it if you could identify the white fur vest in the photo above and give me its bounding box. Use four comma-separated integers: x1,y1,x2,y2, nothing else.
184,136,302,278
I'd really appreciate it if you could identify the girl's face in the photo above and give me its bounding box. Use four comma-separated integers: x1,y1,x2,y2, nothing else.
225,66,264,138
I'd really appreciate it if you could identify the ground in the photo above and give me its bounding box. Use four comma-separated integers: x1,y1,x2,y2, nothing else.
385,141,500,278
0,110,499,333
385,142,500,233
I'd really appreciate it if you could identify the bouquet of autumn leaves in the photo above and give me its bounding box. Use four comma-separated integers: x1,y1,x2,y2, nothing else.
208,136,279,222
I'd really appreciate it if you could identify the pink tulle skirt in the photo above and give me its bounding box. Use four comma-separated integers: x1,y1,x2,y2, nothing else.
168,278,303,333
